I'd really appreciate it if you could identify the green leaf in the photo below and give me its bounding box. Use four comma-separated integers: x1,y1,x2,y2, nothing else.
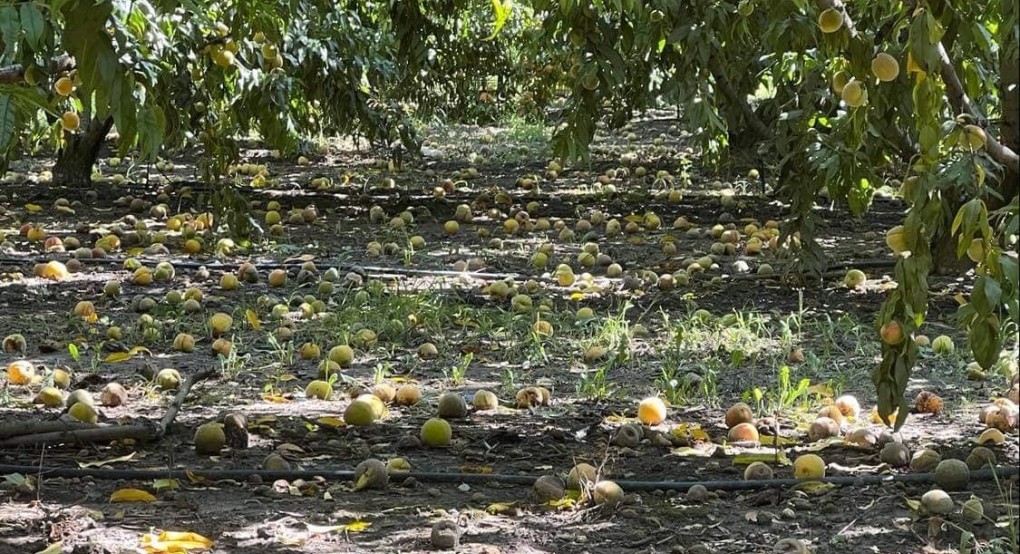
968,318,1000,369
0,94,15,153
0,7,19,57
486,0,513,40
894,395,909,430
999,254,1018,291
981,277,1002,309
970,276,1000,315
136,104,165,159
19,3,43,50
924,11,945,44
951,198,984,238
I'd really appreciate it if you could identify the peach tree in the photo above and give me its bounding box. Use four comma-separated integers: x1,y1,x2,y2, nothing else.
521,0,1017,428
0,0,166,184
0,1,437,184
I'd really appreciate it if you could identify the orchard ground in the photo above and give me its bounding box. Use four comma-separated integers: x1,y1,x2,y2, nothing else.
0,116,1017,554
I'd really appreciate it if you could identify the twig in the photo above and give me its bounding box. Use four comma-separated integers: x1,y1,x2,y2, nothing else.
0,420,97,439
0,423,156,447
155,367,218,438
0,55,76,85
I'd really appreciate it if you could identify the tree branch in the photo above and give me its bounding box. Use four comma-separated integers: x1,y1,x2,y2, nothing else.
0,368,217,448
816,0,1020,177
938,44,1019,176
0,55,76,85
708,55,771,139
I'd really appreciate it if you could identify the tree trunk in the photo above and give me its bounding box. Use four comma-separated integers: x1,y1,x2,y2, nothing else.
52,116,113,187
998,3,1019,204
932,228,972,275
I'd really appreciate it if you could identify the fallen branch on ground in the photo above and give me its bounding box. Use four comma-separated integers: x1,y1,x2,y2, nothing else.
0,368,217,448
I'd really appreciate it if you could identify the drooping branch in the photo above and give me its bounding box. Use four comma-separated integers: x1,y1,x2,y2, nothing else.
936,43,1020,177
0,368,217,448
816,0,1020,176
0,55,76,84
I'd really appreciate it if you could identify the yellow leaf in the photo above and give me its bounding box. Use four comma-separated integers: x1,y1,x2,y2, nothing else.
25,203,43,213
316,416,344,428
691,428,711,441
78,452,136,468
184,470,209,484
253,415,278,425
733,452,792,466
34,541,63,554
276,373,298,382
806,383,834,398
801,436,844,451
904,497,921,512
569,292,585,301
140,530,213,553
485,502,518,515
343,520,372,533
110,488,157,503
545,497,577,510
459,464,493,474
261,394,290,403
790,481,837,495
245,309,261,330
128,346,152,357
103,352,132,363
306,520,372,535
671,423,711,442
670,446,711,457
759,435,798,447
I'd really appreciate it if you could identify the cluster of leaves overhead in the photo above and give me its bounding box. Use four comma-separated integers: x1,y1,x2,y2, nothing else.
0,0,166,174
157,1,421,181
385,0,562,125
2,0,570,179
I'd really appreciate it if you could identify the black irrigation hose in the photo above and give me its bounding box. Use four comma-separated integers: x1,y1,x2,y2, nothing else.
4,253,884,284
0,464,1015,492
0,255,542,283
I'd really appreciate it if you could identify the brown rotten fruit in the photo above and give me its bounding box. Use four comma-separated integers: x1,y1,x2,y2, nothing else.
914,391,944,415
724,402,753,428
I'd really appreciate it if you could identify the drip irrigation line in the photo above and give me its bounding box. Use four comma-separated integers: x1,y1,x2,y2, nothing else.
0,464,1014,492
0,256,541,283
0,254,900,285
